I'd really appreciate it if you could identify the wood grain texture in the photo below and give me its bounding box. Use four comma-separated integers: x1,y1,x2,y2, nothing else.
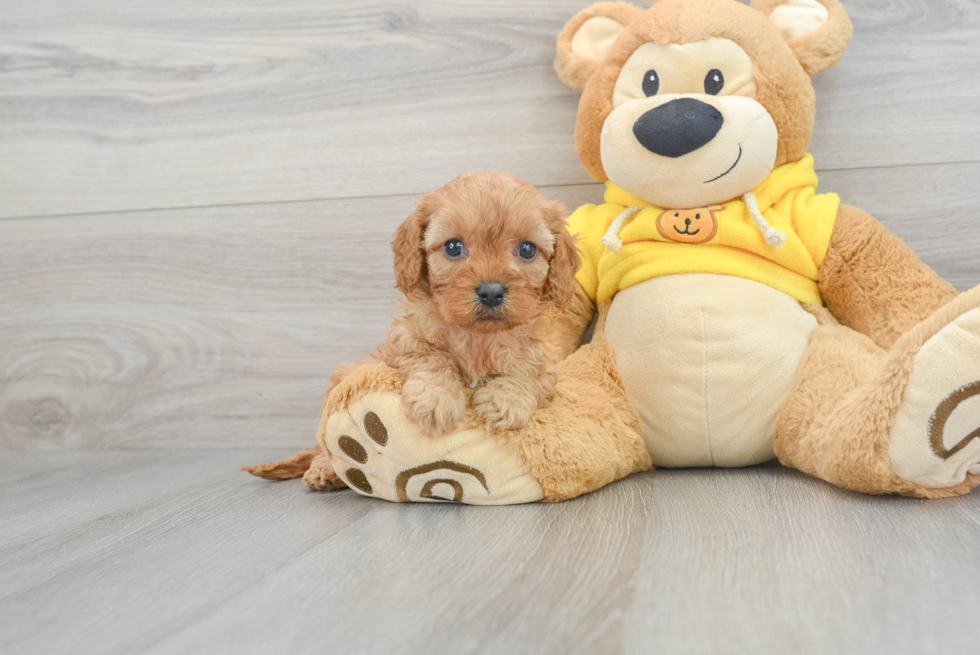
0,195,405,450
1,451,978,655
2,3,979,653
3,166,978,451
1,0,978,218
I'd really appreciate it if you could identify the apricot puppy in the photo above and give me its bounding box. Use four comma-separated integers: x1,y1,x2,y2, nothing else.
381,171,580,435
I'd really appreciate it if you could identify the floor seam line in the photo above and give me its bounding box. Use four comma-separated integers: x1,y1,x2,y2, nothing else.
3,158,978,222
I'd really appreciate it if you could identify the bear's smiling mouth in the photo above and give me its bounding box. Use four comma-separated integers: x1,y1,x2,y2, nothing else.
703,144,742,184
674,225,700,236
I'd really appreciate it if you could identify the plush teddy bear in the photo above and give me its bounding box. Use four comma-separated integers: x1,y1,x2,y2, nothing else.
247,0,980,503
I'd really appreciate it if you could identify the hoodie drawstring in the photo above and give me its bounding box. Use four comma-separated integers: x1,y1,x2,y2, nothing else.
601,195,788,253
601,206,643,254
743,192,787,250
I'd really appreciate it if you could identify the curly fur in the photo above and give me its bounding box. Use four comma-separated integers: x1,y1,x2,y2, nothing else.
384,171,581,435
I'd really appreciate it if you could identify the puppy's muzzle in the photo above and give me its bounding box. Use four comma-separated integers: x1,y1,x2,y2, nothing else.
476,281,507,309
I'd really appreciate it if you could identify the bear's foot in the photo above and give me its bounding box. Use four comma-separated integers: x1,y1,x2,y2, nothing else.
889,291,980,495
322,387,544,505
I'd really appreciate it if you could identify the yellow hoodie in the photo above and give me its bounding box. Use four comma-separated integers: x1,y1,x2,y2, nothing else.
569,154,839,305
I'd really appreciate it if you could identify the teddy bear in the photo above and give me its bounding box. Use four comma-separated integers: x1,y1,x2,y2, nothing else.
247,0,980,503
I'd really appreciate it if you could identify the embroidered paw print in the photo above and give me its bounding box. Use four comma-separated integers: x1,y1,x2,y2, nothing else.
889,304,980,489
320,390,543,505
329,410,389,496
929,381,980,462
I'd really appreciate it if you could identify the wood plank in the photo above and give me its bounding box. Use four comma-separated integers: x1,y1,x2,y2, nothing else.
1,0,978,218
0,449,295,554
1,451,978,654
2,165,978,450
0,195,408,450
0,450,374,654
820,162,980,292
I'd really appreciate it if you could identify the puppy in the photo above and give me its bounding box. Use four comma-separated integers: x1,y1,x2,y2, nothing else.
379,171,580,435
241,172,585,489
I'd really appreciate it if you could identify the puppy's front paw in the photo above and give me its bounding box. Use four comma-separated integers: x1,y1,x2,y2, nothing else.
401,374,466,436
473,380,538,432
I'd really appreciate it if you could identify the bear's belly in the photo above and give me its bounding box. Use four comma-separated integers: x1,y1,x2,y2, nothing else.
604,274,818,467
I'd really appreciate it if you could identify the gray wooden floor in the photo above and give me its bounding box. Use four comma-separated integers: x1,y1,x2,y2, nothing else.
2,452,980,654
2,0,980,652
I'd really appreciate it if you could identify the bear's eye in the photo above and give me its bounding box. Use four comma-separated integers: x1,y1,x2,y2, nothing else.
517,241,537,261
443,239,464,259
704,69,724,95
642,69,660,97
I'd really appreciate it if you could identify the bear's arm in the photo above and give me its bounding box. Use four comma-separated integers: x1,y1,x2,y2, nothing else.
525,200,608,362
566,202,610,302
539,283,596,364
818,204,957,350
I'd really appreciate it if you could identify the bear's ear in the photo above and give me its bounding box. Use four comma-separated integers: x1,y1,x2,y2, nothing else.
555,2,644,92
751,0,853,76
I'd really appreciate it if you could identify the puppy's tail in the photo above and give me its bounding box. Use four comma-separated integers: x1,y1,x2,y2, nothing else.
242,445,319,480
242,445,348,492
243,355,382,488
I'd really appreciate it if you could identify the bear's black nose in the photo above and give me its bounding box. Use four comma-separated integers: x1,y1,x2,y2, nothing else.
476,281,507,308
633,98,724,158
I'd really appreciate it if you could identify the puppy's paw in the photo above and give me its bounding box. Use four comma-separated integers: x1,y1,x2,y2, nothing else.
401,374,466,436
473,380,538,432
302,454,347,491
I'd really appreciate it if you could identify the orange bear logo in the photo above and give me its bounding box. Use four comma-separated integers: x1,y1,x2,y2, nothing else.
656,205,725,244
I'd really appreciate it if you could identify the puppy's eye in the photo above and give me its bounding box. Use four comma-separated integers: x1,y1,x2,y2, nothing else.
704,69,724,95
443,239,464,259
517,241,537,261
642,69,660,97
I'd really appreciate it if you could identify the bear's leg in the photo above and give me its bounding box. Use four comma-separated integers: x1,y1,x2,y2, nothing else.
776,287,980,497
819,204,959,349
317,304,650,504
497,307,652,501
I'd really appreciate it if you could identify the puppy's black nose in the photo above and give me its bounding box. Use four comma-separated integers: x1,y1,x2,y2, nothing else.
633,98,724,158
476,281,507,308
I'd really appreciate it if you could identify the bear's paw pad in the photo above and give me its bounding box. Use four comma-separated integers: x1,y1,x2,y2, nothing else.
890,306,980,489
322,391,544,505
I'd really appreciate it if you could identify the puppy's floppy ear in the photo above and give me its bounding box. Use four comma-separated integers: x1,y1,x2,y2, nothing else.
751,0,853,76
392,197,432,295
543,200,580,307
555,2,643,92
